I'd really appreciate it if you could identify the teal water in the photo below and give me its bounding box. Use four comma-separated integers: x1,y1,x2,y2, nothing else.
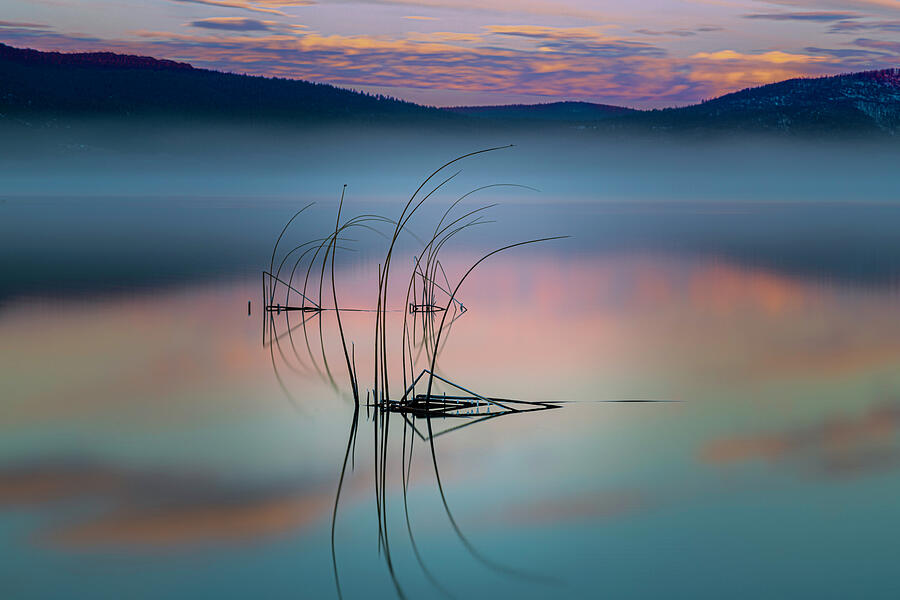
2,142,900,598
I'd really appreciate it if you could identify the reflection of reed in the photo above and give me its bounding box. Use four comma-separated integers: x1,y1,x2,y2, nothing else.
262,147,567,599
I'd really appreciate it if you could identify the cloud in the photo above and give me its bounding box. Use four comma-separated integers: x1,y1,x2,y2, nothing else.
325,0,607,21
0,26,104,46
189,17,279,31
634,28,697,37
691,49,829,64
830,18,900,32
114,25,694,105
854,36,900,53
634,26,724,37
743,11,862,21
682,49,838,97
3,20,887,108
0,21,49,29
170,0,314,16
758,0,900,10
485,25,667,58
805,45,893,58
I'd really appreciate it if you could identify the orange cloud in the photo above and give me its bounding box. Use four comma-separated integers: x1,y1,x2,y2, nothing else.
685,49,836,96
7,17,870,107
691,50,829,63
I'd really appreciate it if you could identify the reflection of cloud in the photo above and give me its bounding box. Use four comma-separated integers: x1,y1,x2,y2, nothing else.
700,400,900,479
1,283,269,426
0,460,335,547
52,490,330,546
5,257,899,434
0,462,123,504
687,263,812,316
435,254,900,394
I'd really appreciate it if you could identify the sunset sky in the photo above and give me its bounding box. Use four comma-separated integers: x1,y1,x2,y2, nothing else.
3,0,900,107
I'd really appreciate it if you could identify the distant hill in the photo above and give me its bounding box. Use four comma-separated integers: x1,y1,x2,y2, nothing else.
615,70,900,136
445,72,900,135
0,42,447,124
443,101,636,122
2,42,900,136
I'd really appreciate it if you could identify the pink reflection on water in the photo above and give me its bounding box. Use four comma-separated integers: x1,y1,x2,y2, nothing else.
2,252,900,548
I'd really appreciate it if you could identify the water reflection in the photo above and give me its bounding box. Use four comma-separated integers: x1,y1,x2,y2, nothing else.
259,153,581,598
1,203,899,597
0,459,336,547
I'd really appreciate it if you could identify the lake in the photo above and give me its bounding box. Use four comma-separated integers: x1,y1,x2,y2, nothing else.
2,137,900,598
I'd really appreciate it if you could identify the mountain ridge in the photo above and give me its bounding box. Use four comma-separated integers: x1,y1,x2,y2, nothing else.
442,101,636,122
617,68,900,135
0,43,195,71
2,42,900,135
0,41,447,123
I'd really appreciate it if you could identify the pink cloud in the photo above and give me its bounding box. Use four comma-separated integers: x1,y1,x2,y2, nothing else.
1,20,889,107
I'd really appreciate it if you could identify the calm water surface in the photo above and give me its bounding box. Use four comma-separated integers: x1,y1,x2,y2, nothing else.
2,191,900,598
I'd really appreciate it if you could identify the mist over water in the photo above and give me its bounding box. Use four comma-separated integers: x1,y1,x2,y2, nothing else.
5,121,900,202
2,123,900,598
4,123,900,298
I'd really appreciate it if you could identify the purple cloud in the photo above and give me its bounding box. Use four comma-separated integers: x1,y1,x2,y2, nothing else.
743,11,861,22
854,37,900,54
830,19,900,33
0,20,49,29
190,18,276,31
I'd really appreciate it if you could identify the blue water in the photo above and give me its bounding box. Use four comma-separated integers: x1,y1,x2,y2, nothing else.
2,136,900,598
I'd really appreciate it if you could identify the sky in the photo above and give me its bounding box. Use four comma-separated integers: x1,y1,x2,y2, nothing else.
2,0,900,107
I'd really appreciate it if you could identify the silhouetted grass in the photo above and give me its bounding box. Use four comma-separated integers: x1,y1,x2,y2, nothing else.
262,148,571,599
